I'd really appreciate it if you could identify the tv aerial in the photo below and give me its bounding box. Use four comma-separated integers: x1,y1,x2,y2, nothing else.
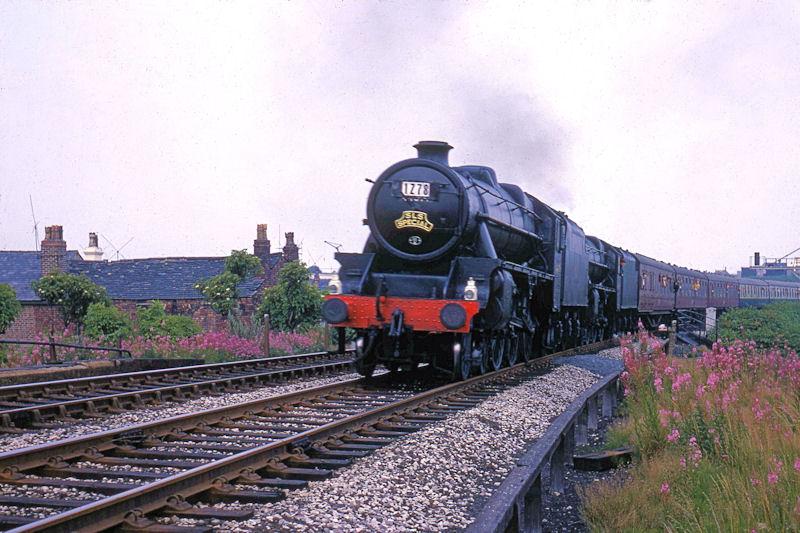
324,240,342,253
29,195,40,251
101,234,134,260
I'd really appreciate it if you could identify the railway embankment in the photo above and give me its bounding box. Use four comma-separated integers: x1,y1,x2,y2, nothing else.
581,331,800,531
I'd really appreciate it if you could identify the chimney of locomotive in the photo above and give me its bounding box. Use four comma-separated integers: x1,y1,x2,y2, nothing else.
754,252,760,266
414,141,453,166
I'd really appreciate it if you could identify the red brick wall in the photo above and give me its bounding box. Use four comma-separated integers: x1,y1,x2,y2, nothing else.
1,297,260,340
1,305,64,339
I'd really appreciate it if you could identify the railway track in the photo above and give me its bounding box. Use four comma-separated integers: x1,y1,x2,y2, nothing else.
0,351,354,431
0,339,612,532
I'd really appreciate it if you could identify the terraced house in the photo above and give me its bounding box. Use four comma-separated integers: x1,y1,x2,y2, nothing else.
0,224,300,338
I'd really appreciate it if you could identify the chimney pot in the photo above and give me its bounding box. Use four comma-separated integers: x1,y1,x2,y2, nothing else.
82,232,104,261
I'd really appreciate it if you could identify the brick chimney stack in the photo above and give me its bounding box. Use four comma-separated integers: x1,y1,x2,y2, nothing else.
41,225,67,275
283,232,299,262
253,224,272,269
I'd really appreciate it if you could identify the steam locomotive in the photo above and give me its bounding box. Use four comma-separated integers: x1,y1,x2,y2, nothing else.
321,141,800,380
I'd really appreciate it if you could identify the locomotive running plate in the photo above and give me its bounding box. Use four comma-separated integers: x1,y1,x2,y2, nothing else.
401,181,430,198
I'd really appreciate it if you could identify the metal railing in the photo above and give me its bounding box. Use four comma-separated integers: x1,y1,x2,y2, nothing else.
466,371,622,533
0,339,132,363
676,309,717,345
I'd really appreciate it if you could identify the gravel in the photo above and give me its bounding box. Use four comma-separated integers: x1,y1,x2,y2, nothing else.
167,363,601,532
0,483,102,501
0,371,366,453
553,345,623,376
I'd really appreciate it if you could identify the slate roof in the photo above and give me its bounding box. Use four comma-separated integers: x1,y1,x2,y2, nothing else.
0,252,264,302
71,257,264,301
263,253,284,269
0,250,81,301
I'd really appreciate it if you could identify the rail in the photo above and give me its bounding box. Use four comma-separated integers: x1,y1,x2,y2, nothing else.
0,340,614,531
466,370,622,533
0,339,132,362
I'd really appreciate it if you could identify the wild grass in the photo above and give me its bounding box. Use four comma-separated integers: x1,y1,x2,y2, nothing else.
581,331,800,532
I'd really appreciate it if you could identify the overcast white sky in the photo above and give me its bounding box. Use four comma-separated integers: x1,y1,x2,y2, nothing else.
1,2,798,273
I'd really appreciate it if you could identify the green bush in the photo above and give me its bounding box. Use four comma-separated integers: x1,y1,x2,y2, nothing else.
0,284,21,334
258,261,322,332
195,272,240,317
718,302,800,351
84,303,132,343
32,272,109,330
136,301,200,339
163,315,201,338
195,250,263,318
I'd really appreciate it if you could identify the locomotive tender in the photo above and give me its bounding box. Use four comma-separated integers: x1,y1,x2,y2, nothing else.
322,141,800,380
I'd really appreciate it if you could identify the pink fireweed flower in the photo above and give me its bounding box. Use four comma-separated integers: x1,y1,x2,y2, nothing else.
654,377,664,393
768,471,779,485
672,372,692,392
794,458,800,473
660,482,670,495
680,456,687,468
751,477,761,486
752,398,771,421
667,428,680,443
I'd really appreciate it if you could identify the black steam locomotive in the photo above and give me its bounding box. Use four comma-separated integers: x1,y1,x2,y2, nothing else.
321,141,800,380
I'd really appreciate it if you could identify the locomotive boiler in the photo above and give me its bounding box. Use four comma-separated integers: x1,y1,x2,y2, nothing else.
322,141,617,379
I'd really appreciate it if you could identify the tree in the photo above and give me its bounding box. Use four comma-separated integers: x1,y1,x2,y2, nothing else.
196,272,241,317
84,303,132,343
225,249,263,278
197,250,263,317
258,261,323,332
0,284,21,334
32,272,109,330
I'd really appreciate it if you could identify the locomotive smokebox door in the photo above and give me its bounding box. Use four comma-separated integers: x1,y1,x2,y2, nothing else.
367,143,467,263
